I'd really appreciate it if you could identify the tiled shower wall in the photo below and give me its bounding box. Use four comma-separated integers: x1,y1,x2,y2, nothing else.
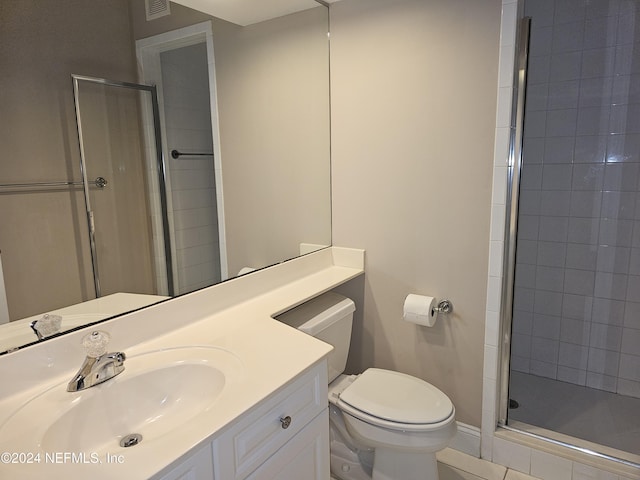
511,0,640,398
160,43,221,294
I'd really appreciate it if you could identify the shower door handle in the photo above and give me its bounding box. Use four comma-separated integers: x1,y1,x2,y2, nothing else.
87,210,96,235
86,209,101,297
94,177,108,188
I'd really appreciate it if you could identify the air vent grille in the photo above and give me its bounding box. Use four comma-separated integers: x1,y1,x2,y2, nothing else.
145,0,170,21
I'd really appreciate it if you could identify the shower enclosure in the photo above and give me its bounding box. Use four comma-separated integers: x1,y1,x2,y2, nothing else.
73,75,173,298
502,0,640,466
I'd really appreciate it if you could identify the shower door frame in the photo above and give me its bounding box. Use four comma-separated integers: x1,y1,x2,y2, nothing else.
496,17,640,470
72,74,174,297
497,16,530,429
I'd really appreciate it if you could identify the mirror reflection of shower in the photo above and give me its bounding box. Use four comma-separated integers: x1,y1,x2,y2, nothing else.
73,75,173,298
505,0,640,463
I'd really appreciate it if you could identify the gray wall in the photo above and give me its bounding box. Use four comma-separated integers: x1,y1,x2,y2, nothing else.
331,0,502,427
0,0,141,319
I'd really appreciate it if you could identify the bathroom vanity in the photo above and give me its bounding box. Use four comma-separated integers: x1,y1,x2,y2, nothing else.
157,362,328,480
0,247,364,479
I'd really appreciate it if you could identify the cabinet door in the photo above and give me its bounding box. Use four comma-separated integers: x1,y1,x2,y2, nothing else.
153,443,214,480
246,409,329,480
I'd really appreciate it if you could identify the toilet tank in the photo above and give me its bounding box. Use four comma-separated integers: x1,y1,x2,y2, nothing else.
276,292,355,382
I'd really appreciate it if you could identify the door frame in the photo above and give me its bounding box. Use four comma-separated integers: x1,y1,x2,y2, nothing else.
135,21,228,291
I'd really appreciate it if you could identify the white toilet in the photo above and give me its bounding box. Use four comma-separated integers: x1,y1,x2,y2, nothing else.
276,292,456,480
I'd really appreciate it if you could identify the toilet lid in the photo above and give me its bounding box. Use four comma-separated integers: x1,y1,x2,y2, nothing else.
339,368,453,424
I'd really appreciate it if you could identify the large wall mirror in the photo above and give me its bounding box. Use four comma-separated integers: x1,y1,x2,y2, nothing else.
0,0,331,354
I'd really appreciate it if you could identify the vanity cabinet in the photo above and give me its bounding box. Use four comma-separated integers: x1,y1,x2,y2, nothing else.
154,362,329,480
213,362,329,479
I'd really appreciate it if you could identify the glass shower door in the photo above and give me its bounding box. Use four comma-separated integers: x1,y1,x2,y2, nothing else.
73,75,172,299
505,0,640,464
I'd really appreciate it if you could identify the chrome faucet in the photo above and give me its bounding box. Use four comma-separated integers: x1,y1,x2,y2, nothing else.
67,331,125,392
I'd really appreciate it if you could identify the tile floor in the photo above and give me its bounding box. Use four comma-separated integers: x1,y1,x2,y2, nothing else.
330,448,541,480
437,448,539,480
509,371,640,456
332,445,640,480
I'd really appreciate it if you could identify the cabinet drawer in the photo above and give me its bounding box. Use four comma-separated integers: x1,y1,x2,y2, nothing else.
214,362,327,479
245,409,329,480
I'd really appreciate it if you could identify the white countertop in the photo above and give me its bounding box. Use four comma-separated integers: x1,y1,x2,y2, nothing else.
0,247,364,479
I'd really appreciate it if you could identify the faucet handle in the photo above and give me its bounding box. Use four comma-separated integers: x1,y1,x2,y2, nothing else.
82,331,111,358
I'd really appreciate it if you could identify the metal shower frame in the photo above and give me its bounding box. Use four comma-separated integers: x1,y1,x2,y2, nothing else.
72,74,174,298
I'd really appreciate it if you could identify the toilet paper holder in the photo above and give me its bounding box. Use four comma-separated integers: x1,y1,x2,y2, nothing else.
433,299,454,315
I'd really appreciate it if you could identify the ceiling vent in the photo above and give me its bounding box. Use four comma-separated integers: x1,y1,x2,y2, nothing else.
145,0,171,21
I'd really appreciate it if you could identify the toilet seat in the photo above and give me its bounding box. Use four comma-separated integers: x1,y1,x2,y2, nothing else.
336,368,455,432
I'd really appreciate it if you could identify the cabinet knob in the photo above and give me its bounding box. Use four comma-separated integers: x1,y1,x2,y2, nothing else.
280,416,292,429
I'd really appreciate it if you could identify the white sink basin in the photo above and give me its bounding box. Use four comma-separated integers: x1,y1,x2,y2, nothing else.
0,346,243,454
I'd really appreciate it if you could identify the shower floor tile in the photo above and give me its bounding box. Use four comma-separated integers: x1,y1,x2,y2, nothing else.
508,371,640,456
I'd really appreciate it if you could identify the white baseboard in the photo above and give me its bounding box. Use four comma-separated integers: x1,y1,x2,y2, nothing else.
449,421,481,458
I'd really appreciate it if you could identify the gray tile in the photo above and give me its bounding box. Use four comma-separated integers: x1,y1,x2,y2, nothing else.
572,163,605,191
542,164,573,190
595,245,630,274
540,191,571,216
599,218,633,246
534,290,564,316
569,191,602,217
560,317,591,345
623,301,640,329
621,327,640,356
539,216,569,242
594,271,628,301
564,269,596,296
558,342,589,370
619,353,640,382
591,297,625,326
568,217,599,244
587,347,620,376
566,243,597,270
537,241,566,267
589,323,623,351
536,266,565,292
532,314,562,340
562,294,593,320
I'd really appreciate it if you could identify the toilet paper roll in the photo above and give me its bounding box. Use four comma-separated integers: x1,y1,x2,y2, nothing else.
403,294,438,327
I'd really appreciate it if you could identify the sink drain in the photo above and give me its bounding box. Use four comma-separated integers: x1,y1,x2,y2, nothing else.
120,433,143,448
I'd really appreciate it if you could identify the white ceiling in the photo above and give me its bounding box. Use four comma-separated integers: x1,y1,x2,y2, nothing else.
171,0,338,26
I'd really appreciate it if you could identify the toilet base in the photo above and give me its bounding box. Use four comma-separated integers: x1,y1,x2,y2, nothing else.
329,424,441,480
329,404,373,480
330,439,372,480
372,448,438,480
